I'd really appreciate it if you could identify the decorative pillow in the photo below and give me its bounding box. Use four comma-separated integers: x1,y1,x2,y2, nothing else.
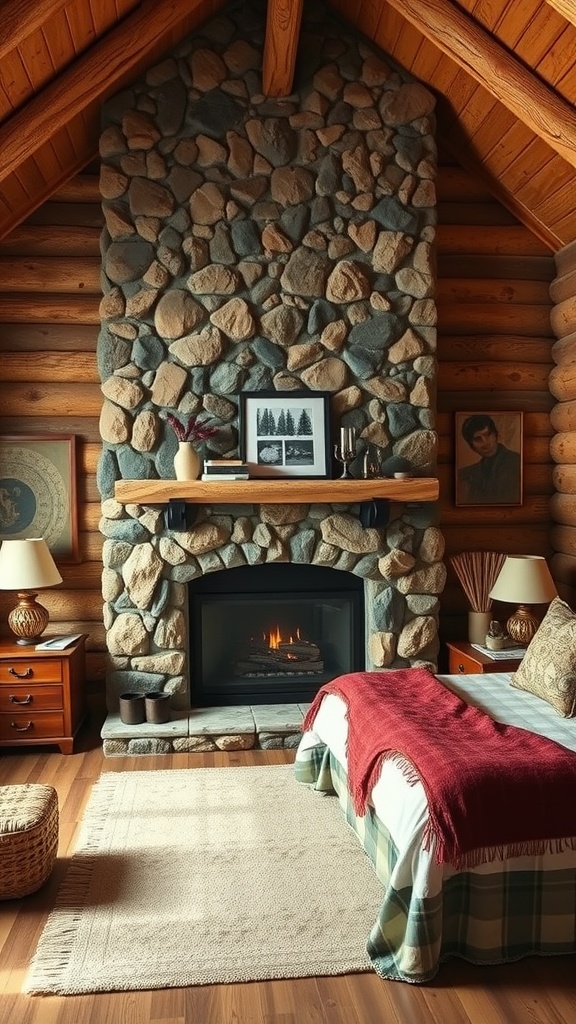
510,597,576,717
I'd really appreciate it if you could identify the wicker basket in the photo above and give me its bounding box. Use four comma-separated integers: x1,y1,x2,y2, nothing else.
0,784,59,899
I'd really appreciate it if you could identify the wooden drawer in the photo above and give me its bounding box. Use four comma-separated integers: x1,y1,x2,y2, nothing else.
446,641,523,675
0,636,86,753
0,712,66,741
0,659,63,684
448,650,485,674
0,685,63,713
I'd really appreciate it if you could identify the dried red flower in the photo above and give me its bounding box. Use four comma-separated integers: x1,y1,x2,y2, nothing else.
167,413,218,443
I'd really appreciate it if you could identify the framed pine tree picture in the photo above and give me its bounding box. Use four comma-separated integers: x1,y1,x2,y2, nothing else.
240,391,331,478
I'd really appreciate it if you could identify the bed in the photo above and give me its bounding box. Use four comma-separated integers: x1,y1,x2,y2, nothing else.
294,667,576,984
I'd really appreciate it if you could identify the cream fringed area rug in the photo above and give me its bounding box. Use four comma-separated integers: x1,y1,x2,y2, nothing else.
25,764,384,995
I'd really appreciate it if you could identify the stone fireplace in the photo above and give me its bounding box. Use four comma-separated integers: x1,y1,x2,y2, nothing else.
189,562,365,705
97,0,446,754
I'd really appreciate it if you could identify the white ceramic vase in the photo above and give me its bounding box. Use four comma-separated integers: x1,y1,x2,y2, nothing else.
173,442,201,481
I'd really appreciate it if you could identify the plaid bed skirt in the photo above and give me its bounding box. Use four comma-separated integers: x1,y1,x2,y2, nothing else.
294,741,576,983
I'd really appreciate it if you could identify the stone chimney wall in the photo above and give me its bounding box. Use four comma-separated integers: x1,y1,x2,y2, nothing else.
96,0,445,713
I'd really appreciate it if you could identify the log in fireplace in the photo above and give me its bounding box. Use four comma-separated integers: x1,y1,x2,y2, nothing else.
189,564,364,706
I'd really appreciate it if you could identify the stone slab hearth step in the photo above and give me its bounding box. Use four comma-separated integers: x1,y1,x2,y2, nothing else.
251,704,308,733
101,704,311,757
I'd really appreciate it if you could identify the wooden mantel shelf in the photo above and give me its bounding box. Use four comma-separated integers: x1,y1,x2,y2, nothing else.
115,477,439,505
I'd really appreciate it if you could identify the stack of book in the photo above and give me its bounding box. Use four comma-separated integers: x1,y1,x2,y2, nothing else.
201,459,249,481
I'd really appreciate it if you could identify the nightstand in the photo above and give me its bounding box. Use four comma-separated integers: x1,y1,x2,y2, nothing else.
445,640,523,675
0,636,87,754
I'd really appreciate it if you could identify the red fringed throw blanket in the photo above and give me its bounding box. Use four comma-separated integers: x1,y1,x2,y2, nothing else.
303,669,576,868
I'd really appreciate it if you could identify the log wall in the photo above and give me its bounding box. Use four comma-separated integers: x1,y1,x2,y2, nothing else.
0,155,557,695
0,172,106,692
436,159,556,642
549,238,576,609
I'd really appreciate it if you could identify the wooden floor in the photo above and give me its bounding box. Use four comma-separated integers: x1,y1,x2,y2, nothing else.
1,705,576,1024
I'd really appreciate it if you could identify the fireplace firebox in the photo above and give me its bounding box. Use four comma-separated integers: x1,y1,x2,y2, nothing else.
189,564,364,705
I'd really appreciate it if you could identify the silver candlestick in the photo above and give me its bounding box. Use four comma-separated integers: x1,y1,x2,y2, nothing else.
334,426,357,478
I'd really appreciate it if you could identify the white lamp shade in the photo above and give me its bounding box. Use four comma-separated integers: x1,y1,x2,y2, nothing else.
488,555,557,605
0,538,62,590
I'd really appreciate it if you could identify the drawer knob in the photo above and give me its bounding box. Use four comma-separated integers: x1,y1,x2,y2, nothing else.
458,663,465,672
10,721,33,732
8,667,32,679
9,694,32,705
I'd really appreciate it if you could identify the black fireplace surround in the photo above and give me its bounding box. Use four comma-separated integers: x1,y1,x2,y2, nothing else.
189,563,364,705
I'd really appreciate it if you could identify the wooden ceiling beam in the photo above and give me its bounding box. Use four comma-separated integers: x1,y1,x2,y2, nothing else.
262,0,304,96
383,0,576,170
0,0,72,60
0,0,219,189
545,0,576,24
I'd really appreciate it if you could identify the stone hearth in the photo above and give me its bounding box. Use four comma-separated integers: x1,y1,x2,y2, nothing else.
102,703,309,757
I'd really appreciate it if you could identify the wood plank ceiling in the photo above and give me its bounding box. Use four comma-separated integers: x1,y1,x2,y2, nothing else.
1,0,575,251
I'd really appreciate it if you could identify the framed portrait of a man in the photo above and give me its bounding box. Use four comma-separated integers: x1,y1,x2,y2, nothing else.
455,411,523,507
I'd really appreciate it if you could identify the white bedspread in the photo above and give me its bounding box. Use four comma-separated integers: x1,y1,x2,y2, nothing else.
437,671,576,752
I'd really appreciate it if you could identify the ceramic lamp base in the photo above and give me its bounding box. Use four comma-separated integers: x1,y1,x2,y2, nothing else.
506,605,539,645
8,591,49,645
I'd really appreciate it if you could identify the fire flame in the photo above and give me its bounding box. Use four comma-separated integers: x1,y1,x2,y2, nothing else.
264,625,302,652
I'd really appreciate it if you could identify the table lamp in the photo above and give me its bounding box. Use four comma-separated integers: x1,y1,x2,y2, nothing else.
488,554,557,645
0,538,63,644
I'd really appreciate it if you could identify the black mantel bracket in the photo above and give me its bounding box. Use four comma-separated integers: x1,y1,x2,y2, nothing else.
165,499,198,530
358,499,390,528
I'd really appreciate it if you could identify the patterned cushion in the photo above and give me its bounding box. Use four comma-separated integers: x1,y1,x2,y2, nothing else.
510,597,576,717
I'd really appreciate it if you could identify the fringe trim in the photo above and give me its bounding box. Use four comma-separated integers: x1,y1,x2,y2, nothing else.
423,827,576,870
23,773,131,994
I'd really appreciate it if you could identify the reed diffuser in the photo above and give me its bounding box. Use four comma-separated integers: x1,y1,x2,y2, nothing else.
450,551,506,645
